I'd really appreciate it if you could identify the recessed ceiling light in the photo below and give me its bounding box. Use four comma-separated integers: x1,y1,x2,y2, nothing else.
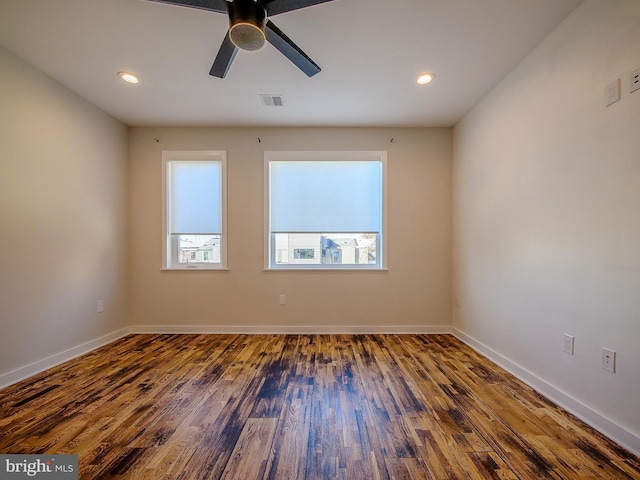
118,71,139,84
417,73,435,85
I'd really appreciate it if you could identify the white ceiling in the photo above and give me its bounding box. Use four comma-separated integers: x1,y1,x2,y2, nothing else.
0,0,582,127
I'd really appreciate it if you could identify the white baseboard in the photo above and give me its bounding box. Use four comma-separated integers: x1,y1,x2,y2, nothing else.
0,327,132,390
130,324,453,335
452,327,640,457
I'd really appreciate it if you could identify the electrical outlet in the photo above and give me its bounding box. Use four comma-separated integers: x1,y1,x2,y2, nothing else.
630,68,640,94
97,300,104,313
601,348,616,373
563,334,574,355
279,294,286,305
604,79,621,107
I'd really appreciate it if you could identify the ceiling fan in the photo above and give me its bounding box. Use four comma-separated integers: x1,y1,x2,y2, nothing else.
145,0,335,78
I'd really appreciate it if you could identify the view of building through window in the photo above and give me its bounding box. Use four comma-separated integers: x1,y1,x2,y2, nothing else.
274,233,376,266
177,235,221,264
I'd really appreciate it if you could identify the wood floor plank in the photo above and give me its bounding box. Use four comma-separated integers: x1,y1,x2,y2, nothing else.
222,418,277,479
0,334,638,479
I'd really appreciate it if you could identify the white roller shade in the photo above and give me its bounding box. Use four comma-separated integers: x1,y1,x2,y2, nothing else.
169,161,222,235
270,160,382,233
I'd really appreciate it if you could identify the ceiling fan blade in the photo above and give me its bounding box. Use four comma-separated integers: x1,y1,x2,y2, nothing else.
210,31,239,78
264,0,334,17
265,20,320,77
144,0,229,14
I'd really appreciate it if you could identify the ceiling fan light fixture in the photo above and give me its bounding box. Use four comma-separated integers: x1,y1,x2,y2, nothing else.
228,0,267,51
417,73,435,85
230,22,266,51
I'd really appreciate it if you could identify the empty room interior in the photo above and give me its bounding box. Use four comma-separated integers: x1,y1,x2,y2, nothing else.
1,0,639,478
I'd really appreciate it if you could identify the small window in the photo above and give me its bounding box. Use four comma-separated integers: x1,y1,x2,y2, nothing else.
265,151,386,269
162,151,227,270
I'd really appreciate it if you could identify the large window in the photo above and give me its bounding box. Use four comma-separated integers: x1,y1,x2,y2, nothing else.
162,151,227,270
265,151,386,269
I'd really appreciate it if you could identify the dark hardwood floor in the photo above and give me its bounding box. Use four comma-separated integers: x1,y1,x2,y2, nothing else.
0,334,638,479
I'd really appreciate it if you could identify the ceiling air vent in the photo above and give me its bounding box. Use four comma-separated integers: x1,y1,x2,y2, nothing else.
260,94,284,107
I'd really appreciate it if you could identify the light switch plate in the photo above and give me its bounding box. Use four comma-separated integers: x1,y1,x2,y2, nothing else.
563,334,574,355
604,79,621,107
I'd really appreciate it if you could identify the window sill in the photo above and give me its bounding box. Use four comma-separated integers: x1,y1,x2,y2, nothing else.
263,267,388,272
161,267,230,272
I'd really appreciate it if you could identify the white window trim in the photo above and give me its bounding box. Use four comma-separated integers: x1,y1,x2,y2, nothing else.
264,150,387,270
162,150,228,270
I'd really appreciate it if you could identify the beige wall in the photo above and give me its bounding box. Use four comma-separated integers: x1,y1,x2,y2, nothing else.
0,48,129,381
453,0,640,452
128,127,452,331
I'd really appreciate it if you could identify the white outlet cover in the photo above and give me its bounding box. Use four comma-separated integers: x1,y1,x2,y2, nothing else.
630,68,640,94
601,348,616,373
